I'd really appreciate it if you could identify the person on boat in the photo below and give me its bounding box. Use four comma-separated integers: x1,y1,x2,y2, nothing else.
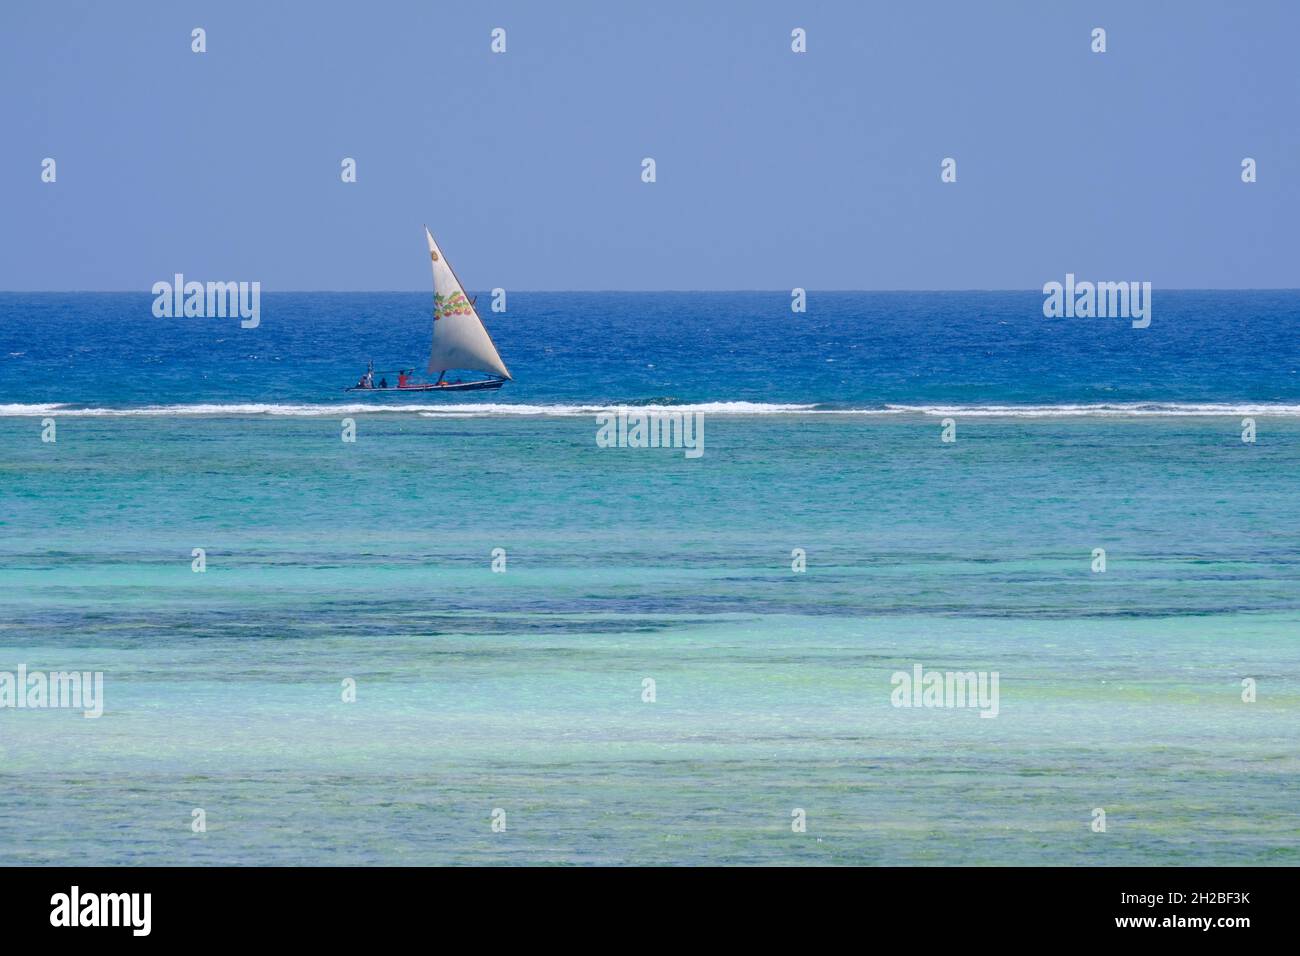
397,370,409,388
357,361,377,389
378,376,388,389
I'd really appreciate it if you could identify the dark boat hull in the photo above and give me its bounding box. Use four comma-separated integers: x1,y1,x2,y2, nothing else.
346,378,507,393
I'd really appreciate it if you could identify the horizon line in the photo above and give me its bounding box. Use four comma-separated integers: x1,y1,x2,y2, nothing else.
4,288,1300,295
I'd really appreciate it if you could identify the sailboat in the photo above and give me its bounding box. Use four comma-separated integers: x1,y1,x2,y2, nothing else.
346,226,511,392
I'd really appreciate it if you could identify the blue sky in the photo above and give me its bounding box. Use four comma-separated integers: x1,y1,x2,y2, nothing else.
2,0,1297,290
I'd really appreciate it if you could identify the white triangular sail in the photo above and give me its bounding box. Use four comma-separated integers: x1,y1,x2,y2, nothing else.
424,227,511,380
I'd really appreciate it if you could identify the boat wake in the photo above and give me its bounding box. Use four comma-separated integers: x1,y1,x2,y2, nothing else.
2,401,1299,418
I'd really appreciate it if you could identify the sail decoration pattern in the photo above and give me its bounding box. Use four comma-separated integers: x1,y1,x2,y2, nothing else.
434,291,474,321
424,226,511,380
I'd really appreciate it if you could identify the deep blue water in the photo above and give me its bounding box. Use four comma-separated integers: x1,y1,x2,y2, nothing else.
1,291,1297,409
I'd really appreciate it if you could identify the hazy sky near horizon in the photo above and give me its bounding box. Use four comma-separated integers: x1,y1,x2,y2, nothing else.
2,1,1297,291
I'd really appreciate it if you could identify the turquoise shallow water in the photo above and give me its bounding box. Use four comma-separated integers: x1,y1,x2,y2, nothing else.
1,413,1297,864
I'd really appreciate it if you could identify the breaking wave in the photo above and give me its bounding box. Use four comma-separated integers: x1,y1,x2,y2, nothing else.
1,401,1298,418
0,401,811,418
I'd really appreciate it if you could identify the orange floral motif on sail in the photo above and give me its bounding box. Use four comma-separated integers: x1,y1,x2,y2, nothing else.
434,291,474,320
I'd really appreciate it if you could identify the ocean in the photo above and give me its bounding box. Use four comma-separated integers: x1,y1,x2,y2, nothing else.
1,291,1297,865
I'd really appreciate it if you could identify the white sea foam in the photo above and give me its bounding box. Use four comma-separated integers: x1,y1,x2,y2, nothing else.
426,401,818,417
876,403,1300,418
442,401,1300,419
0,403,65,416
0,401,817,418
1,401,1298,418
